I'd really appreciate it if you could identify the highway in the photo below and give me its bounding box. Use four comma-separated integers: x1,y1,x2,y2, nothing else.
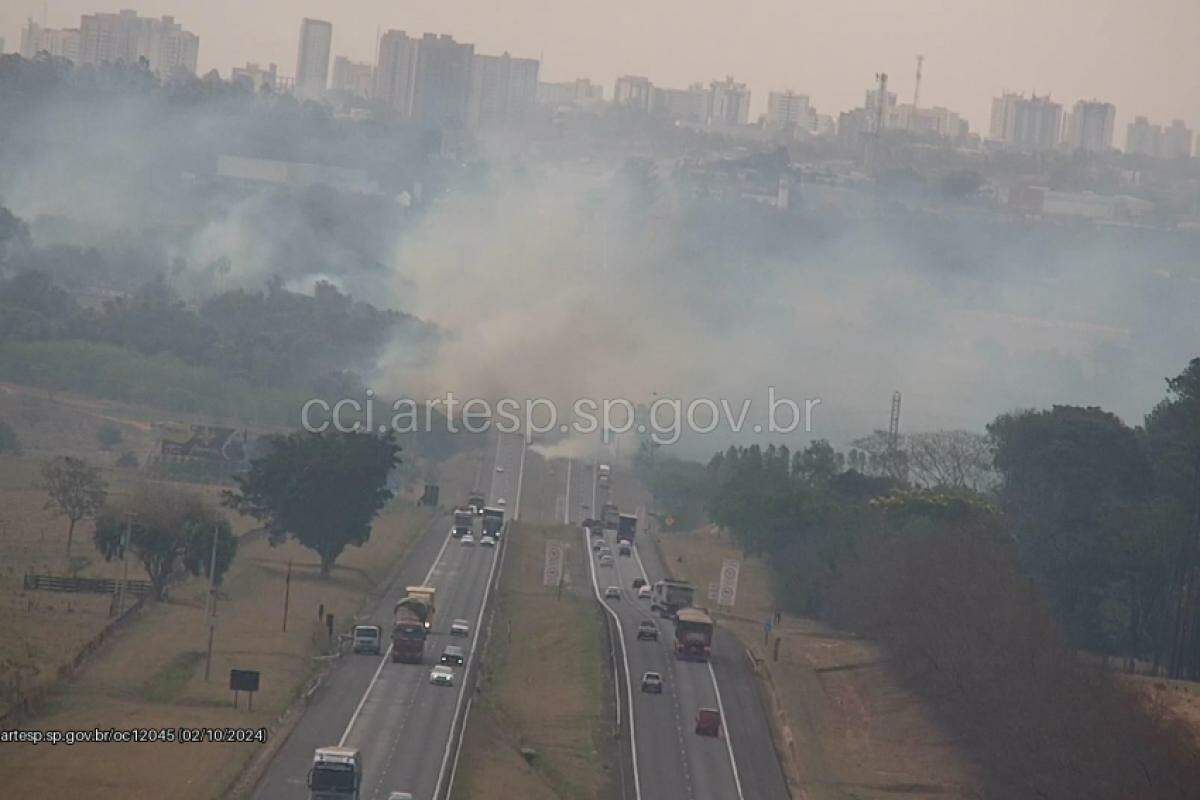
253,431,526,800
569,454,790,800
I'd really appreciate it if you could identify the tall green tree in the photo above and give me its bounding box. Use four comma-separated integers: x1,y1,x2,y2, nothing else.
41,456,107,559
223,429,401,576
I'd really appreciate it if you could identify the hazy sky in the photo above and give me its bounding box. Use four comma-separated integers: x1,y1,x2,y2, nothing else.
3,0,1197,136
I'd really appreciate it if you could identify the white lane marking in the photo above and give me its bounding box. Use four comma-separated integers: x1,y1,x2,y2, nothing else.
708,661,746,800
584,526,642,800
513,434,527,522
338,523,453,746
434,516,506,799
564,458,573,525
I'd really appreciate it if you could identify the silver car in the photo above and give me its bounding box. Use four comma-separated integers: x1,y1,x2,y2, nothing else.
430,665,455,686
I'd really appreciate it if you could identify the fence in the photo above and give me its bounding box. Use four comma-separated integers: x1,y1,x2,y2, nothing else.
23,573,153,597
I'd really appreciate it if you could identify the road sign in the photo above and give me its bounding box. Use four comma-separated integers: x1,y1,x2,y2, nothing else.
543,541,564,587
718,558,740,607
707,582,718,601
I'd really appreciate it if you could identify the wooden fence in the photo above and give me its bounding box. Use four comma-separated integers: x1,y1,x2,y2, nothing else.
23,573,153,597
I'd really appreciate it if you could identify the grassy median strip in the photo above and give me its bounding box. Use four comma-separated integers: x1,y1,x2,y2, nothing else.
453,522,617,800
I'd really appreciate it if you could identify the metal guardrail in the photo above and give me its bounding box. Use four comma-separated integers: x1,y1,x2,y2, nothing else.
23,573,153,597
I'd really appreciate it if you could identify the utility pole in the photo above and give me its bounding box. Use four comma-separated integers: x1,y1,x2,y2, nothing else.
204,523,219,682
912,55,924,110
282,559,292,632
116,514,132,616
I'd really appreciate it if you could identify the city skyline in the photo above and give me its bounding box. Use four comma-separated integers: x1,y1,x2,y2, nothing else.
2,0,1197,136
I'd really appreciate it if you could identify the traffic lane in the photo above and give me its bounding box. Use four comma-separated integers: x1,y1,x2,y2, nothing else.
252,512,448,800
488,432,522,507
710,628,789,800
568,458,598,524
593,546,696,800
360,541,496,799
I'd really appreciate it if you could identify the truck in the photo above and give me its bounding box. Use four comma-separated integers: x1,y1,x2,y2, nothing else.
467,492,486,515
452,507,474,538
601,502,620,534
598,463,611,486
618,513,638,542
482,506,505,538
307,746,361,799
391,586,436,663
674,607,715,661
651,579,695,618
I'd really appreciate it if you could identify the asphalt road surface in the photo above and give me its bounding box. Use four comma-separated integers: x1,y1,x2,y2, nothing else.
253,431,525,800
572,454,790,800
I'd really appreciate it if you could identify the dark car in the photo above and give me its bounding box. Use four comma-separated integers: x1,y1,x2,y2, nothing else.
641,671,663,693
636,620,659,641
695,707,721,737
632,577,647,590
440,645,466,666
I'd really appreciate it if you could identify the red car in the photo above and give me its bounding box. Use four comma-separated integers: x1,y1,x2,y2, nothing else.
694,707,721,737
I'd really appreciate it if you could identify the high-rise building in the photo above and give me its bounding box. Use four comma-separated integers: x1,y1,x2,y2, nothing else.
295,18,332,99
1162,120,1194,159
411,33,474,128
19,20,82,62
78,10,198,75
1065,100,1116,153
989,92,1062,151
614,76,653,111
537,78,604,107
374,29,419,115
890,104,966,138
469,52,540,127
331,56,373,98
0,36,6,54
650,84,708,123
765,90,815,131
1126,116,1162,157
708,76,751,127
231,62,277,92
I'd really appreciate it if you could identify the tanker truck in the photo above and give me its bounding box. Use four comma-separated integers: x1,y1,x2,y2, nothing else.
391,586,436,663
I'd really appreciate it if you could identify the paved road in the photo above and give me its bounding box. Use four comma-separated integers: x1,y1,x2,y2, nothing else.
570,454,790,800
254,432,525,800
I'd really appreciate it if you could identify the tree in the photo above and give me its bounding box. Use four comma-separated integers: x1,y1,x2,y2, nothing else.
93,483,236,599
223,429,401,576
0,419,20,454
41,456,107,559
906,430,996,492
97,423,123,450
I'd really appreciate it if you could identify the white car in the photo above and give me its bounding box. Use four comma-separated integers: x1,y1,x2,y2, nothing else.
638,586,652,600
604,586,620,599
480,535,496,548
430,665,455,686
461,534,475,546
599,554,614,566
388,793,414,800
497,498,506,506
495,465,504,472
450,619,471,637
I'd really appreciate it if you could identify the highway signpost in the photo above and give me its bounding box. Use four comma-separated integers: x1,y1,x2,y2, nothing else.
718,558,740,607
543,540,564,588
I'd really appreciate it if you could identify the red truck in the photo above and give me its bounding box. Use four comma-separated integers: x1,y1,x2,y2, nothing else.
391,586,436,664
674,607,715,661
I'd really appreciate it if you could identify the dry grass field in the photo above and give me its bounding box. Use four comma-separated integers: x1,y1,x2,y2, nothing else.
452,521,617,800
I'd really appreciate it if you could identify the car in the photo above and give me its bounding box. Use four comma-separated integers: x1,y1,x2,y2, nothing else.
604,586,620,599
637,620,658,640
695,707,721,737
440,645,466,666
460,534,475,546
387,793,414,800
352,624,383,654
592,539,605,552
497,498,506,506
430,665,455,686
480,535,496,548
619,544,631,556
638,586,652,600
641,671,663,693
632,577,647,590
599,554,614,566
495,465,504,473
450,618,470,637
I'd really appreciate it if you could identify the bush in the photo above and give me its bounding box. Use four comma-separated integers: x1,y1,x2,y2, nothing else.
0,419,20,454
116,450,139,468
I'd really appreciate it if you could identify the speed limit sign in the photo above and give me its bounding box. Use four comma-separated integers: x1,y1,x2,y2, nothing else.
718,559,740,607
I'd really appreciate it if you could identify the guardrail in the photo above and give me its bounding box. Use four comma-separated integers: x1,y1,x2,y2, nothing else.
23,573,153,597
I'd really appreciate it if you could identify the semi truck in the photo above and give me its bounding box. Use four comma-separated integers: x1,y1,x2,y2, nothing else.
601,503,620,534
467,492,486,515
482,507,505,538
674,607,715,661
307,746,361,799
391,586,436,663
452,508,474,538
651,579,695,618
618,513,638,542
